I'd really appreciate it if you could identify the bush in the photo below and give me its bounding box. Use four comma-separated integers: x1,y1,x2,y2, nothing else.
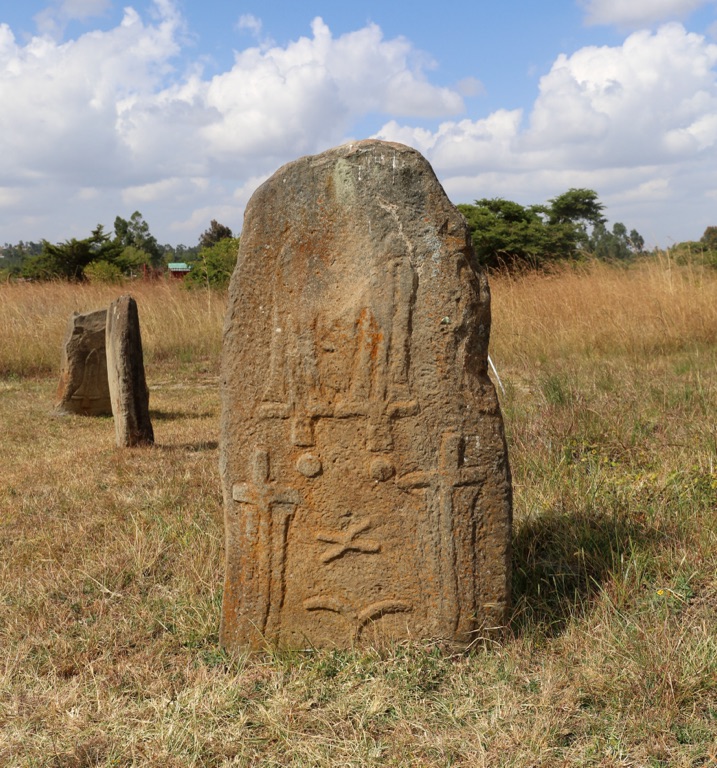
184,237,240,289
84,260,124,283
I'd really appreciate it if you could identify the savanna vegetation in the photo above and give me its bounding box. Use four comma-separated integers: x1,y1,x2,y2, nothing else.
458,188,645,269
0,214,239,287
1,253,716,766
2,188,716,283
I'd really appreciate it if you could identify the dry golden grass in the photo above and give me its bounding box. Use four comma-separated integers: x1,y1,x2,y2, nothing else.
0,280,224,377
1,260,716,766
490,256,717,366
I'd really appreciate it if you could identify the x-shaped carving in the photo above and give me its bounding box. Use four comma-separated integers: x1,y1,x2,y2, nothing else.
316,518,381,563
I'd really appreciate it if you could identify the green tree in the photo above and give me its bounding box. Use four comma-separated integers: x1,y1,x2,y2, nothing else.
198,220,233,250
114,245,152,275
587,222,645,261
84,260,124,283
458,199,547,268
459,195,587,269
23,225,121,281
548,188,606,227
1,241,42,276
629,229,645,253
700,226,717,251
548,188,606,250
184,237,240,289
113,211,163,267
458,189,641,270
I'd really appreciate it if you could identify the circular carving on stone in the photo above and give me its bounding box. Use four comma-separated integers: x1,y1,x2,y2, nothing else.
369,457,395,482
296,453,322,477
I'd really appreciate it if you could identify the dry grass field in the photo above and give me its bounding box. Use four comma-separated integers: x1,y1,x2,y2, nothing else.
1,259,716,766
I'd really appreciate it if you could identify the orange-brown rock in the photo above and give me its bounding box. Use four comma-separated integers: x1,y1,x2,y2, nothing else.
220,140,512,651
55,309,112,416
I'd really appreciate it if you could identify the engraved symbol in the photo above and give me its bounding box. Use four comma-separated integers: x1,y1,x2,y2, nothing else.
334,257,419,451
232,447,301,635
71,348,109,412
397,433,485,492
304,596,412,641
315,518,381,563
396,432,485,635
260,308,329,447
369,456,395,482
259,255,419,451
296,452,322,478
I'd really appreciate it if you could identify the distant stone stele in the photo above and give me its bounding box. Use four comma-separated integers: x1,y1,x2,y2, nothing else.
55,308,112,417
106,295,154,447
220,139,512,651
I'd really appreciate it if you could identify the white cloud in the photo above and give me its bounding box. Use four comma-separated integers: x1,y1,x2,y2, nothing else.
0,4,467,243
526,24,717,163
34,0,111,39
237,14,262,37
581,0,713,28
0,2,183,188
456,77,485,98
60,0,111,19
377,23,717,245
120,16,465,180
122,177,188,205
77,187,99,201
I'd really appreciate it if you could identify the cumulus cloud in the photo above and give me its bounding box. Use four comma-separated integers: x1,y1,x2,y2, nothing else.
110,14,465,190
580,0,713,28
377,23,717,244
0,5,464,231
0,2,182,187
526,24,717,163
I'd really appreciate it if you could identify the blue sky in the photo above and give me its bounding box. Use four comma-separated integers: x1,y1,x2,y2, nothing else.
2,0,717,248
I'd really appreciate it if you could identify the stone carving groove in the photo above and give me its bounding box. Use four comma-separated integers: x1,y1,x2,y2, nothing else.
303,596,413,642
231,447,300,636
397,431,486,636
315,518,381,563
259,252,419,454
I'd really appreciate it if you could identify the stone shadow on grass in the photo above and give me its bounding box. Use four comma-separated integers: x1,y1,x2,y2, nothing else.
510,506,657,637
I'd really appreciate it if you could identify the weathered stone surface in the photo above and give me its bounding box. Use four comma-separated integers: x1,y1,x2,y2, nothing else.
220,140,512,651
106,295,154,447
55,309,112,416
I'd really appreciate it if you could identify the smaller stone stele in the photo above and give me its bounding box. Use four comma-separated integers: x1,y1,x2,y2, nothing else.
55,309,112,416
106,295,154,447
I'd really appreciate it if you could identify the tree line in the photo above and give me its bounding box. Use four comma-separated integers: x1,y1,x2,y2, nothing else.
0,213,239,287
458,188,647,269
2,190,715,283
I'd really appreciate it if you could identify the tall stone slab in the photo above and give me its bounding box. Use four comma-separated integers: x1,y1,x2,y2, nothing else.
220,140,512,651
55,309,112,416
106,295,154,447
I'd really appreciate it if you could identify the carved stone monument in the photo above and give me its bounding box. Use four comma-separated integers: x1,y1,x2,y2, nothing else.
56,309,112,416
106,295,154,447
220,140,512,651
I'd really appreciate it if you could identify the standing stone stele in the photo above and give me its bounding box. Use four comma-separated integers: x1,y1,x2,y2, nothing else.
55,309,112,416
220,140,512,651
106,295,154,447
